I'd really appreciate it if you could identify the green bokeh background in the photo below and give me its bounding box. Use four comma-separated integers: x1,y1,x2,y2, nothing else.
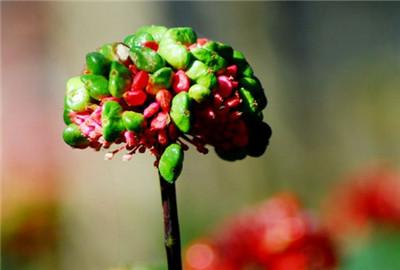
2,2,400,270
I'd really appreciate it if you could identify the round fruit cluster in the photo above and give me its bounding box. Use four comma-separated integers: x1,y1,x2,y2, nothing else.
63,25,271,182
185,194,337,270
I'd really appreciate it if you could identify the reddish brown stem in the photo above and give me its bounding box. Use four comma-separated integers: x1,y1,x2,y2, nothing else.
159,174,182,270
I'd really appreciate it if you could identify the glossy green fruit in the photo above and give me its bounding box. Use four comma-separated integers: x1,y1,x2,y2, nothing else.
122,111,145,132
191,47,227,72
86,52,111,75
188,84,211,103
102,101,125,142
136,25,167,42
162,27,197,45
63,107,72,125
63,123,89,149
170,92,191,133
124,32,154,48
196,73,217,89
80,74,110,100
159,143,184,183
239,87,258,114
158,39,191,70
240,77,267,111
185,60,208,80
65,76,90,112
109,61,131,98
203,41,218,51
98,43,117,61
216,42,233,61
150,67,173,89
129,46,165,73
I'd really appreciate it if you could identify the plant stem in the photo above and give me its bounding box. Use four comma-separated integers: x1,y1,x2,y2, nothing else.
159,174,182,270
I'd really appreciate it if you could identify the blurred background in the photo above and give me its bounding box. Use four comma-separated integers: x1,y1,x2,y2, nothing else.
1,2,400,270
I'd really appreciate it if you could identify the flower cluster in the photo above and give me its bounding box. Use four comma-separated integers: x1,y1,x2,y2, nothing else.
63,25,271,182
324,168,400,236
184,194,337,270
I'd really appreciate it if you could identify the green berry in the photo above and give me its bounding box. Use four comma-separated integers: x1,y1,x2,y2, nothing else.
109,61,131,98
158,39,191,70
80,74,110,100
159,143,184,183
203,41,218,51
85,52,111,76
136,25,168,42
122,111,145,132
191,47,227,72
240,77,267,111
196,73,217,89
188,84,211,103
190,47,214,63
216,42,233,61
124,32,154,48
185,60,208,80
129,46,165,73
170,92,191,133
102,101,125,142
63,123,89,149
150,67,173,89
65,76,90,112
239,87,258,114
162,27,197,45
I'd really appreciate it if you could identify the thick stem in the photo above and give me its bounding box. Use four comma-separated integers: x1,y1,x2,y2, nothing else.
159,174,182,270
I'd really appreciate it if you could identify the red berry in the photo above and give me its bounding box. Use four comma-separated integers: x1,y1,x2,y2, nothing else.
156,89,173,112
151,112,170,130
132,71,149,92
226,65,238,77
123,90,147,106
172,70,190,93
144,102,160,118
143,41,159,51
217,75,233,98
197,38,209,46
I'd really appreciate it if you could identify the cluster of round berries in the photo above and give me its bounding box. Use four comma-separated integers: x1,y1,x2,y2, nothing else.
62,25,271,182
324,168,400,235
184,194,337,270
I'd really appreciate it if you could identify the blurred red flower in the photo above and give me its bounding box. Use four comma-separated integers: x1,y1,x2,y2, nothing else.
324,167,400,237
185,193,337,270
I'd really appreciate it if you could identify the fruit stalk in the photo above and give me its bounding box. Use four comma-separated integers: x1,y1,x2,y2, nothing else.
159,174,182,270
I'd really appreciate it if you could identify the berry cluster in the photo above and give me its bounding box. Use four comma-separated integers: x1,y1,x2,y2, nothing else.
63,25,271,182
184,194,337,270
324,168,400,235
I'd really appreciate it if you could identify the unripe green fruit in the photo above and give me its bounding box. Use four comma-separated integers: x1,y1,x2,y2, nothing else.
81,74,110,100
124,32,154,48
109,61,131,98
129,46,165,73
135,25,167,42
63,123,90,149
170,92,191,133
122,111,145,132
150,67,173,90
159,143,184,183
85,52,111,76
188,84,211,103
185,60,208,80
102,101,125,142
158,39,191,70
162,27,197,45
65,76,90,112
